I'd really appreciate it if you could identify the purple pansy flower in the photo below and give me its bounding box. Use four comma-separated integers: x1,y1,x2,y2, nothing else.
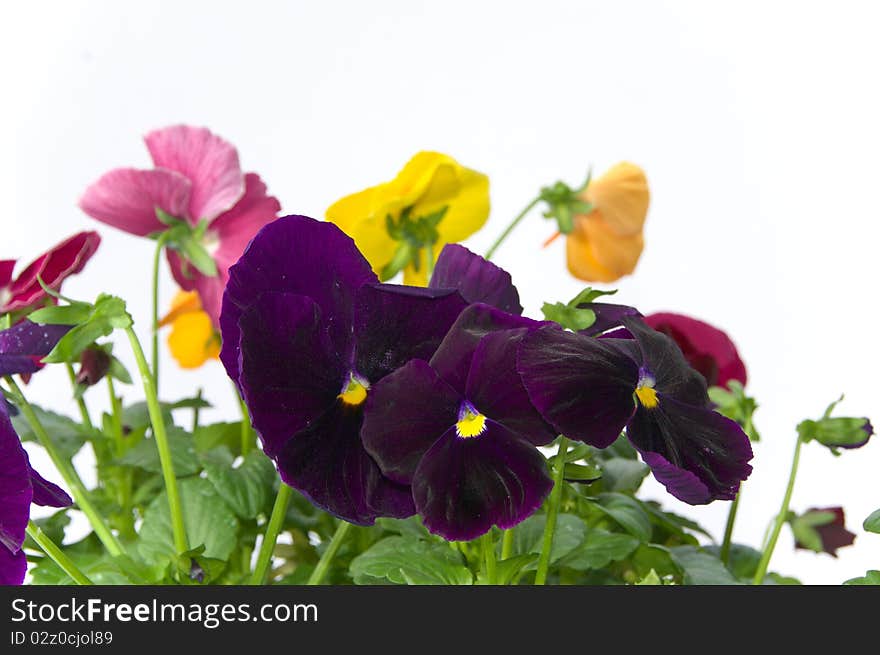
0,395,71,585
361,304,557,540
221,215,493,524
429,244,522,315
519,315,753,504
0,320,72,379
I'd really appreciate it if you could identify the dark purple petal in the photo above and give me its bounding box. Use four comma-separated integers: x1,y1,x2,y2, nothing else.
431,303,546,396
353,284,467,382
794,507,856,557
620,316,709,407
578,302,642,337
275,402,414,525
362,359,461,485
0,546,26,585
466,329,557,446
238,292,345,458
0,322,71,377
626,395,753,504
27,462,72,508
413,420,552,541
645,312,747,388
0,403,32,556
429,244,523,315
220,215,377,384
518,326,639,448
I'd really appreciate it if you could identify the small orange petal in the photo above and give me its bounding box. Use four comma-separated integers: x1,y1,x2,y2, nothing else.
167,311,220,369
582,162,649,236
565,213,644,283
158,290,202,327
542,231,562,248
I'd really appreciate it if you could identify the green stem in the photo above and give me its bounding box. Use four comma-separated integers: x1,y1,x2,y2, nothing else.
535,436,568,585
151,234,168,395
307,520,352,585
250,484,293,585
64,363,93,430
720,488,742,565
753,437,804,585
124,327,188,555
26,521,93,585
4,377,124,556
485,196,541,260
238,391,254,456
192,388,203,432
500,530,514,561
106,376,124,456
482,532,497,584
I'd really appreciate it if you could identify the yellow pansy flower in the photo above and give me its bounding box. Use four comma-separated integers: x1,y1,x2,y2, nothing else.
326,152,490,286
565,162,650,282
159,290,221,369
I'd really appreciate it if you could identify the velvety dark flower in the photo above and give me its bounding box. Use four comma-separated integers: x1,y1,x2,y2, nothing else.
0,232,100,315
519,315,753,504
222,215,481,524
643,312,747,388
429,244,522,315
0,399,71,585
362,304,556,540
0,321,71,379
75,346,112,387
793,507,856,557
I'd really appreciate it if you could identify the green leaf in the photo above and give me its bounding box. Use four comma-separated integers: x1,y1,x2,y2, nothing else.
563,462,602,482
594,493,653,542
122,401,174,431
507,513,586,566
23,511,71,552
705,544,762,581
708,381,761,442
630,544,682,580
670,546,742,585
117,426,201,477
28,303,92,325
863,509,880,534
844,570,880,585
635,569,663,585
599,457,649,493
107,355,132,384
558,528,639,571
193,421,242,454
138,477,239,564
493,554,539,585
350,537,472,585
201,447,277,519
12,406,90,459
541,302,596,331
569,287,617,307
374,517,436,541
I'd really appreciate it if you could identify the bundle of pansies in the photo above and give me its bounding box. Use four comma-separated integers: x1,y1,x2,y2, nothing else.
1,125,876,587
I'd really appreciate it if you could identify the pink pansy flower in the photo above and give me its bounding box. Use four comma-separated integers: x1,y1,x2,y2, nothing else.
0,232,101,315
79,125,281,324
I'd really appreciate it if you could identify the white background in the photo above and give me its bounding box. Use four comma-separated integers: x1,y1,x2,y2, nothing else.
2,0,878,584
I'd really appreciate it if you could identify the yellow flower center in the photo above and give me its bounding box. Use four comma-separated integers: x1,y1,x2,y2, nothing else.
635,385,658,409
339,374,369,406
456,406,487,438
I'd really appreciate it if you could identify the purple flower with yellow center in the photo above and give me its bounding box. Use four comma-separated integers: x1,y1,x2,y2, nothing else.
361,304,557,540
519,315,753,504
222,216,523,524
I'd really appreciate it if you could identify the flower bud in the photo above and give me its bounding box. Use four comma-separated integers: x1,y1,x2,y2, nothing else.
76,346,111,387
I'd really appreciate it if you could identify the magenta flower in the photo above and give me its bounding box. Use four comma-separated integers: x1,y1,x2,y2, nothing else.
79,125,280,324
644,312,747,388
0,232,100,315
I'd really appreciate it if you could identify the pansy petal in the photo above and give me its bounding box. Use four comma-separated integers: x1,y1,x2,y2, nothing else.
582,162,650,236
413,420,552,541
626,395,753,504
0,404,32,555
27,463,72,508
577,303,642,337
275,402,415,525
645,312,747,388
429,244,522,314
353,284,467,382
0,321,70,359
430,303,543,396
326,183,399,279
0,546,26,585
362,359,461,485
238,292,344,458
795,507,856,557
145,125,244,223
430,163,491,245
5,232,101,313
518,326,639,448
466,329,556,446
79,168,191,236
220,215,377,384
621,316,708,407
0,260,15,289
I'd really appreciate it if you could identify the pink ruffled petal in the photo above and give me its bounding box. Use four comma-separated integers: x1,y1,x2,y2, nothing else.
4,232,101,313
79,167,191,236
145,125,244,223
0,261,15,289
